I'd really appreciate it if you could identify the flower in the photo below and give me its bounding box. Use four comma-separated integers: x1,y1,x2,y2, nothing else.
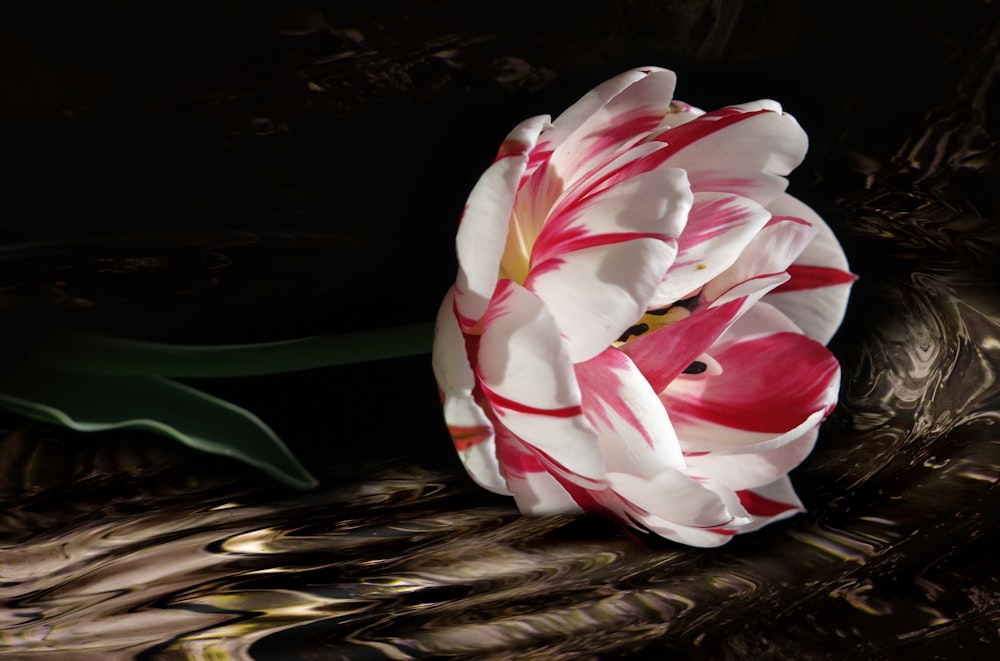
432,67,855,547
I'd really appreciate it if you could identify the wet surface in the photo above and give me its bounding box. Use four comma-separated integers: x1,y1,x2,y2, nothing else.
2,1,1000,658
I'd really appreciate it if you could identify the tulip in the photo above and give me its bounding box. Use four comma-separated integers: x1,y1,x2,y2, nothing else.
433,67,855,546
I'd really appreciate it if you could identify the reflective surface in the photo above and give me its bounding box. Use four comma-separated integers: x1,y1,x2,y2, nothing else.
2,1,1000,658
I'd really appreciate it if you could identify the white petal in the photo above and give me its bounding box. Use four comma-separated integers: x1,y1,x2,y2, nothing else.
575,348,686,476
606,469,734,527
432,287,476,393
656,102,808,208
650,191,771,307
735,476,805,533
548,68,678,191
527,239,676,364
600,471,750,547
432,289,509,495
494,424,584,515
703,214,818,301
454,115,549,326
684,427,819,491
477,280,606,484
525,167,691,363
762,194,855,344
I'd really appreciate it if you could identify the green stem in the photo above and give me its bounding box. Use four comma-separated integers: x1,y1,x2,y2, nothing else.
28,322,436,378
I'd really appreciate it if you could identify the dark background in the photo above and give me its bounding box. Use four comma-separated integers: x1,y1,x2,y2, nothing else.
3,0,994,342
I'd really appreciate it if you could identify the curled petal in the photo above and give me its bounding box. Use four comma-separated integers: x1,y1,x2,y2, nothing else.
525,167,691,362
432,289,508,495
651,102,808,207
478,280,606,484
622,273,789,394
665,321,840,454
763,194,856,344
735,476,805,533
455,115,549,327
494,424,584,515
685,427,819,491
431,288,477,394
703,214,818,301
650,191,772,307
602,471,750,547
575,347,686,476
548,68,678,190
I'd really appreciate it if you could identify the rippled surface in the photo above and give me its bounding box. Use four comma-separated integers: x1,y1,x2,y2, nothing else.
3,2,1000,659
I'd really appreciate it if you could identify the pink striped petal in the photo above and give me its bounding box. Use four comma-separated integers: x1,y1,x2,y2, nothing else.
547,68,667,147
649,99,705,132
477,280,606,484
703,213,818,301
546,68,678,191
684,427,819,491
525,168,692,363
621,272,789,394
455,115,549,327
432,289,510,495
526,240,673,364
735,476,805,533
575,347,686,475
506,142,671,283
493,423,585,515
532,165,690,266
601,472,750,547
432,288,477,395
664,331,840,454
649,101,808,207
650,191,771,307
763,194,856,344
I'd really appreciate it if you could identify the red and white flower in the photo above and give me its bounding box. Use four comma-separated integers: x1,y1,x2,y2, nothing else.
432,67,855,547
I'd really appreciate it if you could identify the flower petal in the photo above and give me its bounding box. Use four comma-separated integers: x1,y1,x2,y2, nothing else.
432,289,509,495
601,471,750,547
703,213,819,301
650,191,772,307
493,423,584,515
606,470,738,527
523,167,690,363
575,347,686,475
664,316,840,454
649,101,808,207
477,280,606,484
735,476,805,533
650,100,705,131
455,115,549,327
547,67,678,190
685,427,819,491
432,288,476,394
621,272,789,394
763,194,856,344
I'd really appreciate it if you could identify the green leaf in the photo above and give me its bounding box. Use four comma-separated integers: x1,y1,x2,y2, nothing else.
0,363,318,489
30,323,435,377
0,323,435,488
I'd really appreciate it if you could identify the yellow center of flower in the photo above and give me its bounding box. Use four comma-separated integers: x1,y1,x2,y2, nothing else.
613,305,691,347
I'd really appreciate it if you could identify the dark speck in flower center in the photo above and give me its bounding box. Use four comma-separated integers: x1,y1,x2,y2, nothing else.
682,361,708,375
617,323,649,343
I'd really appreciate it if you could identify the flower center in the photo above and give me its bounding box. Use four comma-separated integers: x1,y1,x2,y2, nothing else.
613,305,691,347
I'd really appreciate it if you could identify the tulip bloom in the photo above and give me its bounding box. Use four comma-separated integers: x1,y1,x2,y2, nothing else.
433,67,854,547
